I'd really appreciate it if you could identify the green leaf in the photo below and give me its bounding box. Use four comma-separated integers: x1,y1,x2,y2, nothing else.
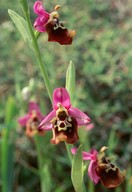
1,97,17,192
41,165,52,192
71,145,84,192
65,142,72,163
108,129,118,154
66,61,76,103
8,9,32,48
5,97,16,124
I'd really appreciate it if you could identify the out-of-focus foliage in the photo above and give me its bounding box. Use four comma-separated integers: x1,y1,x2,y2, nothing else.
0,0,132,192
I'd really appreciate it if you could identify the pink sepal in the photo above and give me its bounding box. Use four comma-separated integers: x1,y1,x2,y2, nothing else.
29,101,44,120
68,107,91,126
34,16,48,32
29,101,40,112
33,1,49,16
88,160,100,184
39,110,56,130
53,88,71,110
33,1,49,32
18,114,30,126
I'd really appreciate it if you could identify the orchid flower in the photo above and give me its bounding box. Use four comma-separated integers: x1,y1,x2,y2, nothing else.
33,1,75,45
39,87,91,144
71,146,126,188
18,101,45,137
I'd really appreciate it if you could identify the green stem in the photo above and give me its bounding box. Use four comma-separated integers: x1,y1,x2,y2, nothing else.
65,143,73,163
22,3,53,102
34,136,46,192
20,3,52,189
20,2,52,191
88,180,94,192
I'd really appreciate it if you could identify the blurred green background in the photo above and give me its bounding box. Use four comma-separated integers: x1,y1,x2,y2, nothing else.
0,0,132,191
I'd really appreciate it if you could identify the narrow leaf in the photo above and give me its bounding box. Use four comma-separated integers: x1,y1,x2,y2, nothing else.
8,9,32,48
5,97,16,124
1,97,16,192
41,165,52,192
65,61,76,164
71,145,84,192
66,61,76,103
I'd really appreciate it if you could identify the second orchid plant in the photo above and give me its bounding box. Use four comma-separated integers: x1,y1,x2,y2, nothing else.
8,0,126,192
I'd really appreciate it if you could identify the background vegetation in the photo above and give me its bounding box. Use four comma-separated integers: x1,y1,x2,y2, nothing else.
0,0,132,191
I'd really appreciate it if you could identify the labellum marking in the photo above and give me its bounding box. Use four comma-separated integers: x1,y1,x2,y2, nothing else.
54,112,72,132
53,19,66,30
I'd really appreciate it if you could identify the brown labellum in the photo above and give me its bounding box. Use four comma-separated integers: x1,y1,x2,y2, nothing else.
45,11,75,45
96,147,126,188
26,111,45,137
45,22,75,45
50,107,79,144
96,163,126,188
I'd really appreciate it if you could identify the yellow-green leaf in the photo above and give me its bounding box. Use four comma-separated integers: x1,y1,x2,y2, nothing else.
66,61,76,103
71,145,84,192
8,9,32,48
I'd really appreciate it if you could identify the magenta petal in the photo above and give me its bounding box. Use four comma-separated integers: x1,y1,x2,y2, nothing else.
90,149,98,159
34,23,46,32
83,149,98,160
38,110,56,130
82,151,93,160
88,161,100,184
53,88,71,110
68,107,91,126
71,148,92,159
18,114,30,126
33,1,49,16
71,148,96,160
34,16,48,32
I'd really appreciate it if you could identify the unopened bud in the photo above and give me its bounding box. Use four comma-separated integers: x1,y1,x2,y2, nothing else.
22,86,31,100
